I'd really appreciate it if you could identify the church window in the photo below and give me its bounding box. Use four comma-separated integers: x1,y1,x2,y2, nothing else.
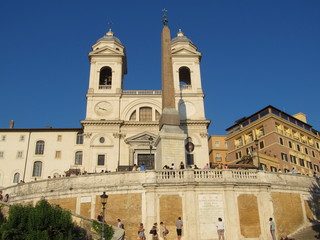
20,135,25,141
130,111,136,120
97,155,105,166
35,141,45,155
75,151,83,165
32,161,42,177
13,172,20,183
99,137,105,143
139,107,152,121
55,151,61,159
76,133,83,144
57,135,62,141
179,67,191,85
99,67,112,86
0,152,3,158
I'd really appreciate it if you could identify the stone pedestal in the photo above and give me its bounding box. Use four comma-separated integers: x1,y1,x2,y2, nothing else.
155,125,186,169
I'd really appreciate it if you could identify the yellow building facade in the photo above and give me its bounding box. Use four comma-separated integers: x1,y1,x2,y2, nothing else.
208,135,228,166
226,105,320,175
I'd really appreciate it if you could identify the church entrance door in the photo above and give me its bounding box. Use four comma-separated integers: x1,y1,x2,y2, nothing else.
138,154,154,170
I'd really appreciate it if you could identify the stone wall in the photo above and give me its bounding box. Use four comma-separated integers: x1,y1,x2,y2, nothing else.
1,169,319,240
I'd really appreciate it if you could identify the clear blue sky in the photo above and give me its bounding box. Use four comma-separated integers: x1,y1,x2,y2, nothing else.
0,0,319,135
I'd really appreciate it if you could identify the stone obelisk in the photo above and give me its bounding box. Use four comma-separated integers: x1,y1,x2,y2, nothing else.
155,10,186,169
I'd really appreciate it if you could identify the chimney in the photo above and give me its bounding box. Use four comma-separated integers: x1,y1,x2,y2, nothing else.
9,120,14,128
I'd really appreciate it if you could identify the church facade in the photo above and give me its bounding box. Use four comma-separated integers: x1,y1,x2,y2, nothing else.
0,29,210,188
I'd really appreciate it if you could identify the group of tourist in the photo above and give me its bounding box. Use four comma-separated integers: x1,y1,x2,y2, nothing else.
137,217,182,240
0,191,9,203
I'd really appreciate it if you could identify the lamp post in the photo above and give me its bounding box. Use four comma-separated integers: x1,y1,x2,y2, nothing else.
100,191,108,240
149,136,153,169
254,138,261,170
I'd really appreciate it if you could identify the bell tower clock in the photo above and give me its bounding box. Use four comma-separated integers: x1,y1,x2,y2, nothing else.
85,29,127,120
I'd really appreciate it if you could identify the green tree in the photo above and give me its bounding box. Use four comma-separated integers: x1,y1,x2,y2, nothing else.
92,220,114,240
0,199,89,240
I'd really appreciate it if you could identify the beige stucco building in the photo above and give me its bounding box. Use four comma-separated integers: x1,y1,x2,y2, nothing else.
0,28,210,189
226,105,320,175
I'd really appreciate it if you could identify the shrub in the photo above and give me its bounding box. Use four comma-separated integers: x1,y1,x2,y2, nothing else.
0,199,89,240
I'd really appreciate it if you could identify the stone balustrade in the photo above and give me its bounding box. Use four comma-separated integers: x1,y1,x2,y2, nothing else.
2,169,317,203
1,169,319,240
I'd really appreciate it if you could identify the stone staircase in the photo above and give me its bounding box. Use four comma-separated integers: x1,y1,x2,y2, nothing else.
289,223,320,240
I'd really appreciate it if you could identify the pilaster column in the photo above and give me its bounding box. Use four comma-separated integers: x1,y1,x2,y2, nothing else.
257,186,274,239
183,186,198,239
224,184,241,238
144,187,157,234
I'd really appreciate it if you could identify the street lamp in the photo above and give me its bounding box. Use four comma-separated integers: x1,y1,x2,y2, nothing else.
100,191,108,240
149,136,153,168
254,138,261,170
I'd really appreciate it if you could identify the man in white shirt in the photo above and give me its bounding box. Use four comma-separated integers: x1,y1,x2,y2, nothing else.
216,217,225,240
269,217,276,240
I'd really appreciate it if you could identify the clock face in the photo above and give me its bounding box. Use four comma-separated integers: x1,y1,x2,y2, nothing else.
94,101,113,116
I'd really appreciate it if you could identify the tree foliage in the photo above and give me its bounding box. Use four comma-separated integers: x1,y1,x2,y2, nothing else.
0,199,89,240
92,220,114,240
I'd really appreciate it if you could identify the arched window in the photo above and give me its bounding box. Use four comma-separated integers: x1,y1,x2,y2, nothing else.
99,67,112,86
35,141,45,155
13,172,20,183
75,151,83,165
32,161,42,177
179,67,191,85
139,107,152,121
130,110,136,120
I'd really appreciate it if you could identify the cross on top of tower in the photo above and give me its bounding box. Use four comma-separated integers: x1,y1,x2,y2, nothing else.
162,9,168,25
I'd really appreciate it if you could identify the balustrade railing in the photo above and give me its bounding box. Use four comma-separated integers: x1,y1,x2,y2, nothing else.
155,169,256,183
122,90,162,95
99,85,111,89
179,85,192,90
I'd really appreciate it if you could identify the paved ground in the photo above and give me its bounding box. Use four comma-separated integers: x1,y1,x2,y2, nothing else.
289,223,320,240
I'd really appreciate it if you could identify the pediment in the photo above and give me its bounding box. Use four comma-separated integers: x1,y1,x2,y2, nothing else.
172,47,201,56
89,46,123,56
125,131,157,144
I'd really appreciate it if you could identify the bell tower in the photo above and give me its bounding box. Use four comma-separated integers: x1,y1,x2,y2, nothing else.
85,29,127,120
171,30,206,121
